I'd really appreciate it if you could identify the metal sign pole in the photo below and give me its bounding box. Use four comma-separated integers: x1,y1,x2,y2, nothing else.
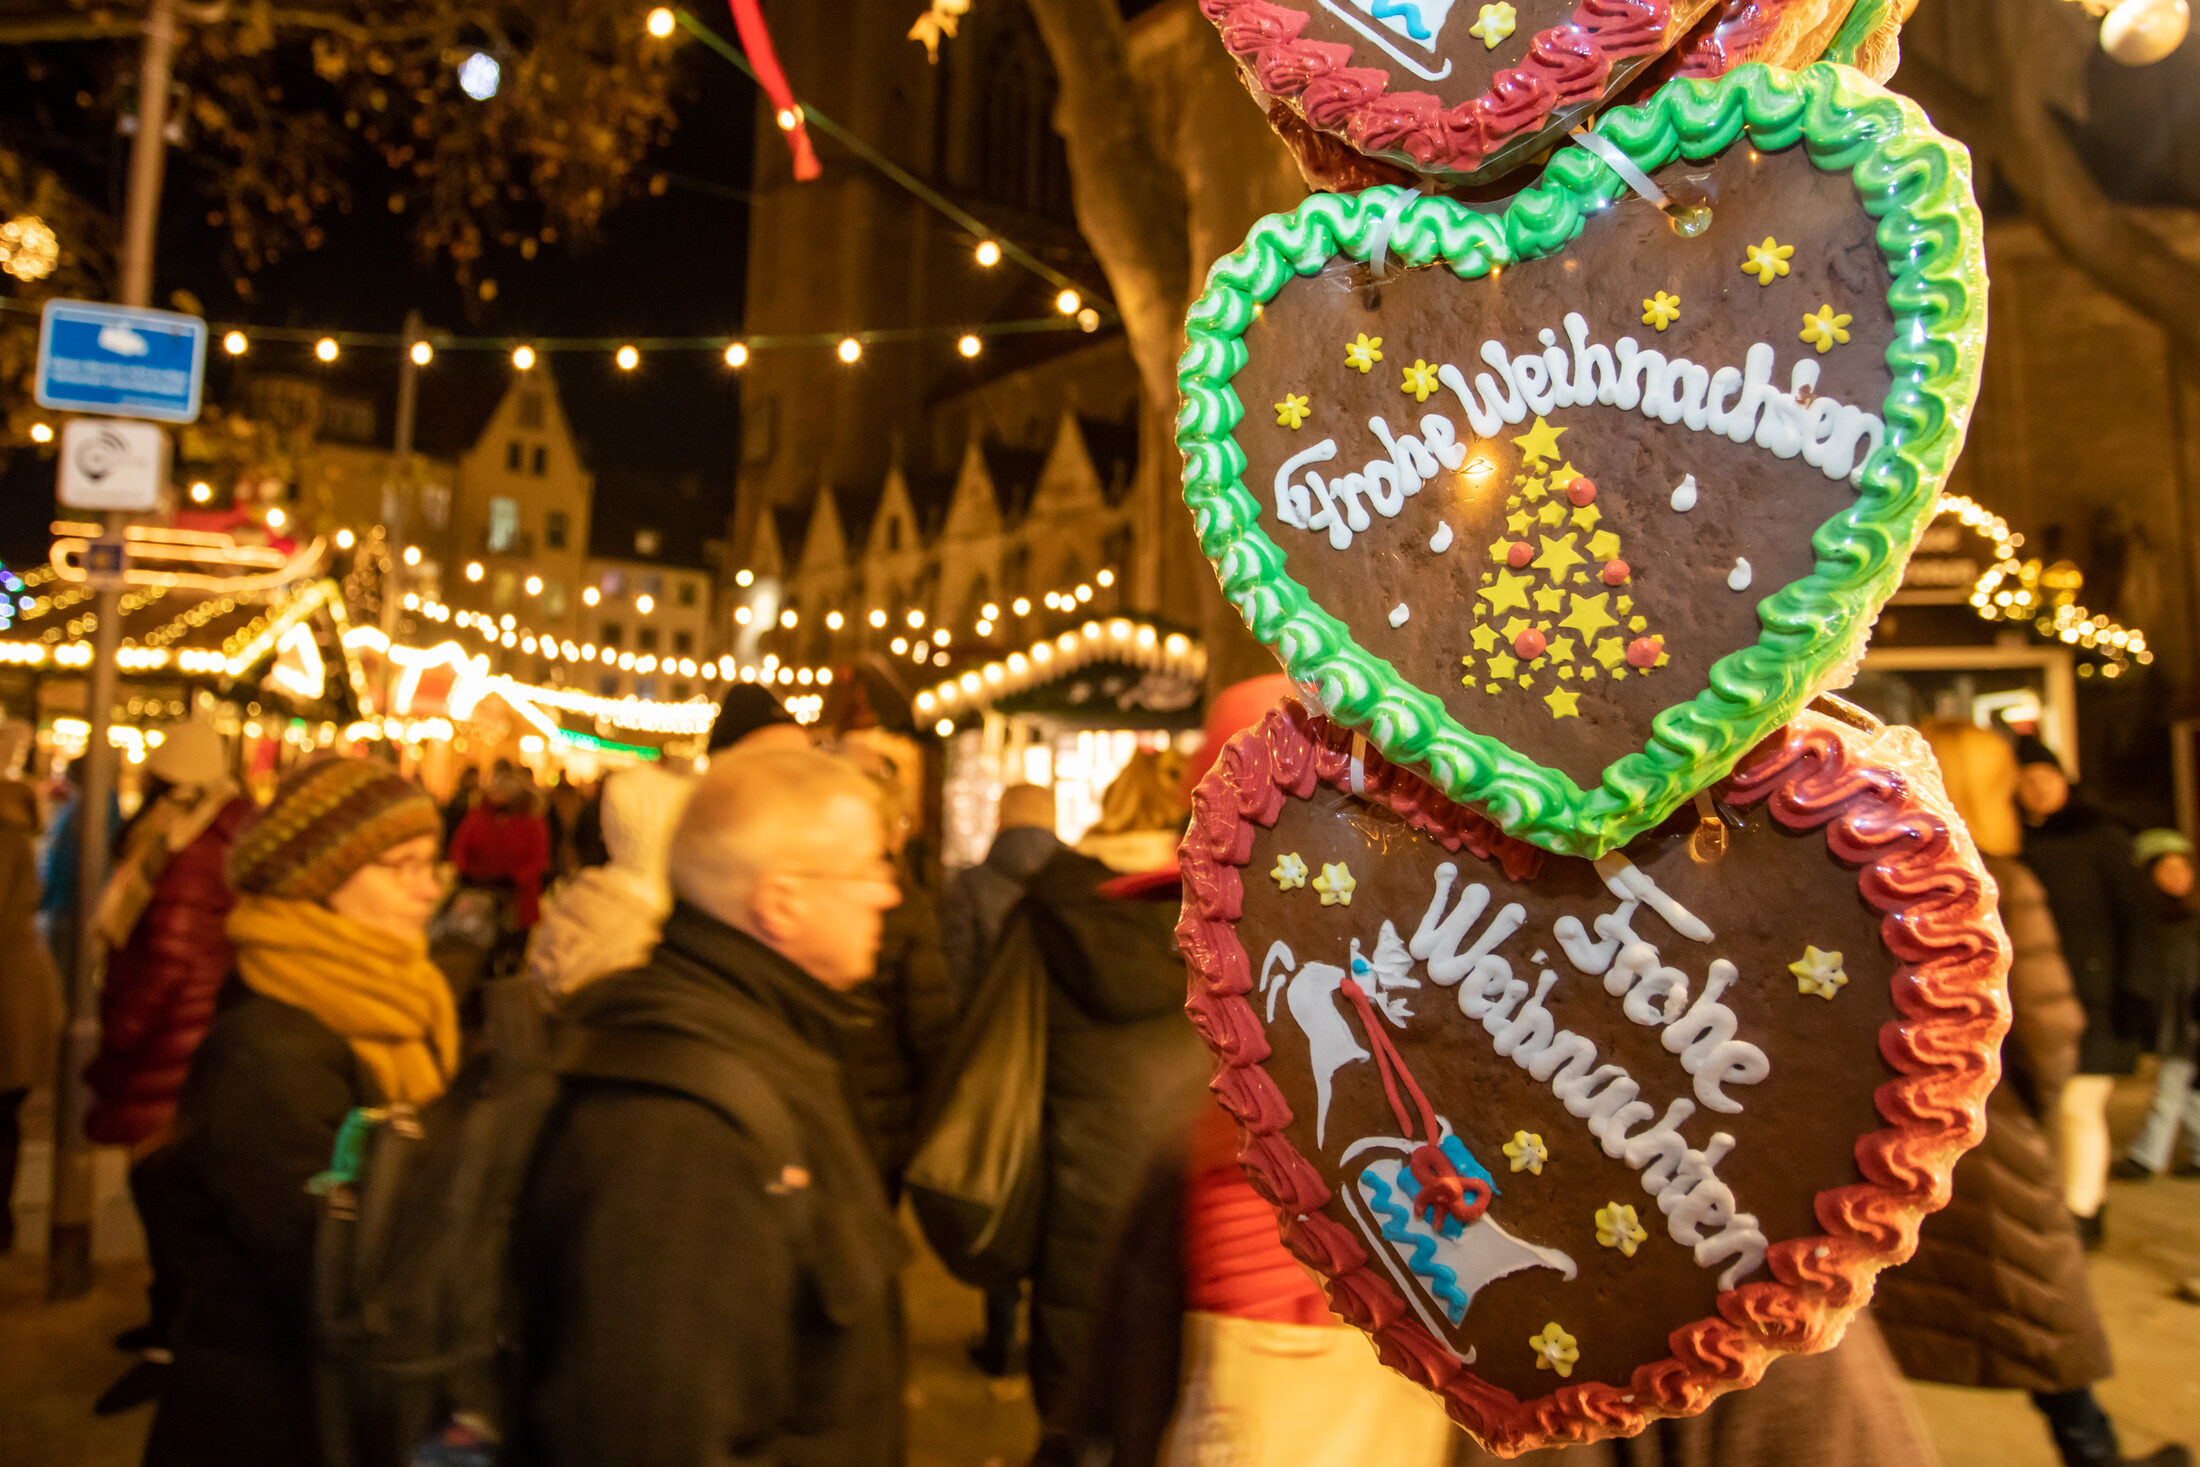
46,0,177,1300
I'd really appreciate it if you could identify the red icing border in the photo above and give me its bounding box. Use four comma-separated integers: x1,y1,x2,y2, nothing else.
1200,0,1676,178
1175,701,2012,1454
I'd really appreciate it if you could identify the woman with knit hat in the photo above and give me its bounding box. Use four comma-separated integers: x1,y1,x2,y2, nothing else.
144,757,457,1467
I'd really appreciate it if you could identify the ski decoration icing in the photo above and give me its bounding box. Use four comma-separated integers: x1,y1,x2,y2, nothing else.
1177,699,2011,1453
1176,64,1986,857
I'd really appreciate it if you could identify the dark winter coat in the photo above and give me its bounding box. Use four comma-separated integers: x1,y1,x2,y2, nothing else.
2133,894,2200,1061
840,877,960,1194
2021,801,2149,1074
144,981,377,1467
939,824,1066,1007
515,903,907,1467
1003,854,1209,1418
83,795,254,1146
1875,858,2113,1393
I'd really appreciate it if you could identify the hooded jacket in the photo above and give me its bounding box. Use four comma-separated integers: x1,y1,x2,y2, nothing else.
839,876,960,1194
525,766,693,1001
994,851,1209,1417
84,789,255,1145
516,903,907,1467
939,824,1065,1006
1874,858,2113,1393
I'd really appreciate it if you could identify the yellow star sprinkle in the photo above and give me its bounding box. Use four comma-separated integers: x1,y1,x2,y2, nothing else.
1500,617,1533,642
1742,235,1794,285
1345,332,1384,373
1533,585,1566,614
1502,1131,1547,1175
1468,0,1517,47
1790,945,1849,999
1592,637,1626,669
1271,852,1308,891
1311,861,1357,907
1537,500,1568,527
1274,392,1311,429
1487,540,1514,564
1545,687,1581,719
1519,475,1548,502
1512,416,1566,466
1641,290,1681,331
1570,502,1601,532
1487,651,1519,680
1506,508,1535,536
1800,304,1851,353
1627,614,1647,632
1533,533,1584,579
1595,1202,1649,1257
1546,635,1575,664
1530,1322,1579,1378
1470,623,1498,653
1560,592,1617,639
1588,529,1622,562
1478,569,1532,615
1401,359,1441,401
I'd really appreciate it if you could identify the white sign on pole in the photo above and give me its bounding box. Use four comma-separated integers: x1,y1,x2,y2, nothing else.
57,418,169,512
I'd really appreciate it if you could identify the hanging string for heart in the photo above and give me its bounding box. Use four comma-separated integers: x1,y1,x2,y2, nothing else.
1570,125,1712,237
1338,976,1491,1228
1365,187,1422,281
1350,731,1369,795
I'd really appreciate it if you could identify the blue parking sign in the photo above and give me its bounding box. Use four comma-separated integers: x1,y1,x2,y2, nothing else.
34,299,207,423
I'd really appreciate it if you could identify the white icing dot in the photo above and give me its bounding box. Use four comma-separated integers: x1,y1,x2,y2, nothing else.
1728,557,1753,592
1429,522,1454,554
1670,474,1698,512
1388,603,1411,628
1531,949,1548,964
1538,328,1558,347
1814,1246,1830,1259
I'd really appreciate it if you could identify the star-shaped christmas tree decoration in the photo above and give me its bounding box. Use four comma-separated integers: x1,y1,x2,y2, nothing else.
1544,687,1580,719
1479,569,1532,615
1512,416,1566,466
1533,533,1585,579
1790,945,1848,999
1312,861,1356,907
1560,592,1617,639
1470,624,1498,653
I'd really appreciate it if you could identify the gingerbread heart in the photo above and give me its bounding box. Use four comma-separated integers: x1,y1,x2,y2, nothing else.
1201,0,1724,182
1176,699,2008,1452
1176,64,1984,857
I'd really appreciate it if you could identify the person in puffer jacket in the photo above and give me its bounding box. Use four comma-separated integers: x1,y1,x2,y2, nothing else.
525,763,695,1002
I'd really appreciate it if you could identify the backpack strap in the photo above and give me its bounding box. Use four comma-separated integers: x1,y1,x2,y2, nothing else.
554,1026,814,1205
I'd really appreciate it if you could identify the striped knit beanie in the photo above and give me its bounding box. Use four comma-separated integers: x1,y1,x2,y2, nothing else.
227,756,442,903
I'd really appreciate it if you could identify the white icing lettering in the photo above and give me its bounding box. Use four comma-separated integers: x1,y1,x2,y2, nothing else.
1565,313,1617,406
1273,439,1336,532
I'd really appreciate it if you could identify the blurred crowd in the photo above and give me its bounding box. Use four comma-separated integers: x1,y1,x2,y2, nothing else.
0,683,2192,1467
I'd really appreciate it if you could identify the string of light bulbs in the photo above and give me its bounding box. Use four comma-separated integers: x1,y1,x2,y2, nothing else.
1940,494,2151,674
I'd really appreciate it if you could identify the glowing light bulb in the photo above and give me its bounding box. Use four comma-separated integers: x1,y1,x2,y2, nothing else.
222,330,248,355
1012,597,1030,616
776,106,801,131
958,334,982,358
335,529,354,548
29,422,53,444
582,585,600,605
465,562,484,582
616,345,640,371
974,239,1001,267
524,575,543,596
315,337,339,362
265,507,286,530
724,342,749,369
936,718,953,737
458,51,501,101
646,6,676,37
409,340,434,367
1096,568,1115,588
636,593,654,615
1055,289,1081,316
402,545,422,566
906,609,925,629
825,611,843,630
779,608,797,629
512,344,536,371
736,569,754,587
837,337,862,364
868,609,886,628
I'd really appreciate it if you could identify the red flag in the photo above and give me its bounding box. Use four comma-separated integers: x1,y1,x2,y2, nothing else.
727,0,820,181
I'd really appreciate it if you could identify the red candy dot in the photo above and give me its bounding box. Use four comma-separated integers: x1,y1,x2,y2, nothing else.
1625,636,1664,668
1505,541,1533,568
1514,628,1547,660
1565,477,1597,507
1601,560,1630,586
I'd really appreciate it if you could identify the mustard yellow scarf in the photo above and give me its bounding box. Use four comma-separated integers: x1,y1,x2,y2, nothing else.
228,896,459,1106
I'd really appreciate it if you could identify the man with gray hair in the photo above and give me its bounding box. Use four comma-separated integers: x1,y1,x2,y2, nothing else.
515,747,908,1465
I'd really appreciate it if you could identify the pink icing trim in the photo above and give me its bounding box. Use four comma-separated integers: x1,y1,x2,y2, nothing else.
1200,0,1676,175
1175,702,2012,1452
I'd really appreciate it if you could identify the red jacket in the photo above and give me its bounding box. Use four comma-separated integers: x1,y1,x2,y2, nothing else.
83,795,255,1147
449,803,551,928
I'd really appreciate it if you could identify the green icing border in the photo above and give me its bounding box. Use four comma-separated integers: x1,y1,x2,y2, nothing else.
1175,62,1986,857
